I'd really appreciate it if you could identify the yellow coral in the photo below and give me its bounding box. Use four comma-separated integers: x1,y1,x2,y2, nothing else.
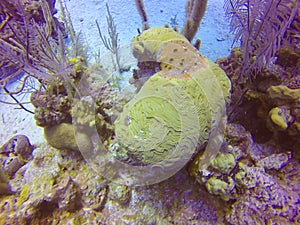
132,27,188,57
16,184,30,206
210,153,236,174
115,27,231,165
267,85,300,101
268,107,292,131
269,108,287,130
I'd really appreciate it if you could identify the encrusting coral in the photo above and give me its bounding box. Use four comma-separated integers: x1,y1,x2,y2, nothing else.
190,123,300,223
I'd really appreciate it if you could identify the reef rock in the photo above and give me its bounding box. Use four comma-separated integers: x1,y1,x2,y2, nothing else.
0,135,33,177
191,123,300,224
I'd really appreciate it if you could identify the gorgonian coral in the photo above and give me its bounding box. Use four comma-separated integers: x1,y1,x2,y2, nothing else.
225,0,300,81
0,0,67,85
0,0,84,105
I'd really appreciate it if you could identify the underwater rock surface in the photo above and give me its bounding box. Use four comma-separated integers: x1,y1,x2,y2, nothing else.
191,123,300,224
0,141,225,224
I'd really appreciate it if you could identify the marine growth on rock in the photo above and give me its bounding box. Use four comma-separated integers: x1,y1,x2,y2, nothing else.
88,27,232,186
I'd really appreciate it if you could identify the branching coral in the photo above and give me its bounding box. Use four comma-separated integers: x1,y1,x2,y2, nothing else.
0,0,65,83
225,0,300,82
133,0,207,42
57,0,87,59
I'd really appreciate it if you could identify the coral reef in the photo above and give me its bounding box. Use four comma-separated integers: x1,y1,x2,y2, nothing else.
72,83,118,143
1,0,299,224
114,27,231,165
217,46,300,147
190,123,300,224
0,141,226,224
0,0,70,87
229,158,300,224
0,0,87,125
30,56,87,128
208,4,300,222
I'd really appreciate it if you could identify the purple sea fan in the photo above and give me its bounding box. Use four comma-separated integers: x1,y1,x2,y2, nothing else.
225,0,300,82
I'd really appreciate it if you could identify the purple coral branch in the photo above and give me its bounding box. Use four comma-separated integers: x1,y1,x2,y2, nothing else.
225,0,300,81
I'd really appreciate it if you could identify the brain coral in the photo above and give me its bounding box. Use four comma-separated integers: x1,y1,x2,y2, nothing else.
114,27,231,166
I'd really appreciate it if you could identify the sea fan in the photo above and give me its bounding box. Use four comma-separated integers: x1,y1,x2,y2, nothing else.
225,0,300,81
0,0,80,101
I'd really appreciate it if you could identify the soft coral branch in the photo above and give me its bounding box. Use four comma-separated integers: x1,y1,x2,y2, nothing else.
225,0,300,82
0,0,78,99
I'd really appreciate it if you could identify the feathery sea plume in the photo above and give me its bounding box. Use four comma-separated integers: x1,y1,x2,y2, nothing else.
0,0,80,108
225,0,300,82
